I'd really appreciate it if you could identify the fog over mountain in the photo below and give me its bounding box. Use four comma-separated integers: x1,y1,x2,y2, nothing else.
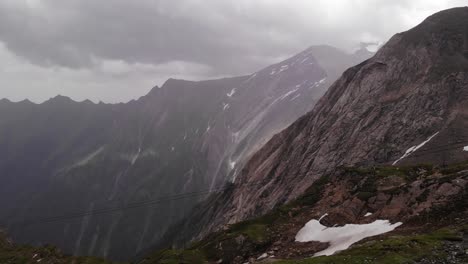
0,44,371,260
0,0,465,103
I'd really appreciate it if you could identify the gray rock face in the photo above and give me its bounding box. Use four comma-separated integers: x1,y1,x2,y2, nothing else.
0,45,369,260
196,7,468,239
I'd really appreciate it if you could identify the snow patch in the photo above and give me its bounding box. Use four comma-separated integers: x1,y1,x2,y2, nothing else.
279,88,299,100
73,146,104,168
463,146,468,151
318,213,328,222
364,212,373,217
227,88,236,97
223,103,230,111
229,160,236,170
131,147,141,165
290,93,301,101
257,253,268,260
309,78,326,89
278,64,289,73
120,149,155,163
392,132,439,165
245,72,257,83
295,218,402,256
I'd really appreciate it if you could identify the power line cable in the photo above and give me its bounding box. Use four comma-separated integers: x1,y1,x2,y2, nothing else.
8,143,468,227
10,177,271,227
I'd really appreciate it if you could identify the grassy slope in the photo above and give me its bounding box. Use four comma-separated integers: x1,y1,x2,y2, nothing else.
2,163,466,263
0,231,115,264
277,226,468,264
143,162,468,263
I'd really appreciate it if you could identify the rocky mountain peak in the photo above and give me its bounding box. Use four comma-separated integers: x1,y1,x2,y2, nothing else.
402,7,468,50
0,98,12,104
190,7,468,240
376,7,468,67
44,95,75,105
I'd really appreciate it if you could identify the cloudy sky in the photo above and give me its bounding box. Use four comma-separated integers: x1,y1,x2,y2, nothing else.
0,0,466,103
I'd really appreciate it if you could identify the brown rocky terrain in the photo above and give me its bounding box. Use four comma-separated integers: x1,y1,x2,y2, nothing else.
145,164,468,263
6,164,465,263
189,7,468,240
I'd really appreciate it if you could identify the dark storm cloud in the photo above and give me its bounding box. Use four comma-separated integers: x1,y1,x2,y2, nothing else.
0,0,296,75
0,0,466,102
0,0,461,75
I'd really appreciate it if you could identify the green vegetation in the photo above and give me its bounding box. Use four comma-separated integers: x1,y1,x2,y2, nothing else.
6,162,465,263
276,226,467,264
343,163,435,181
230,223,269,243
141,249,206,264
144,225,468,264
343,162,468,202
440,160,468,175
0,231,114,264
146,175,332,263
145,163,468,263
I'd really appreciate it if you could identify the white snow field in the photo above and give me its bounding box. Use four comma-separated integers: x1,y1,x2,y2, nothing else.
295,216,402,256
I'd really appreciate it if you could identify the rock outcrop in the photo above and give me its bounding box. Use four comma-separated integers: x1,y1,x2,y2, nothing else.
146,164,468,264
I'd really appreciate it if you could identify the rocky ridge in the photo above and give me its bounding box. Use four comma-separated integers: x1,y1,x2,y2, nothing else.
193,7,468,239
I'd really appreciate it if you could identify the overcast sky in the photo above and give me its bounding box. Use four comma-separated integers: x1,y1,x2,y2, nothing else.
0,0,466,103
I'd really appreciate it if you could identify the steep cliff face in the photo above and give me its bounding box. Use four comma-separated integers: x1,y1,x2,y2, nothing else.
199,7,468,237
0,45,369,260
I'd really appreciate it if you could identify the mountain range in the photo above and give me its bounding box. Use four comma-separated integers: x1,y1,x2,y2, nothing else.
0,44,370,260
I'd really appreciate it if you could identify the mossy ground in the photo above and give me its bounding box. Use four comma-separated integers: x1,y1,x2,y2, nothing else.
143,175,332,263
0,230,119,264
145,226,468,264
141,249,206,264
145,163,468,263
342,161,468,181
6,163,462,263
276,226,468,264
0,241,113,264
